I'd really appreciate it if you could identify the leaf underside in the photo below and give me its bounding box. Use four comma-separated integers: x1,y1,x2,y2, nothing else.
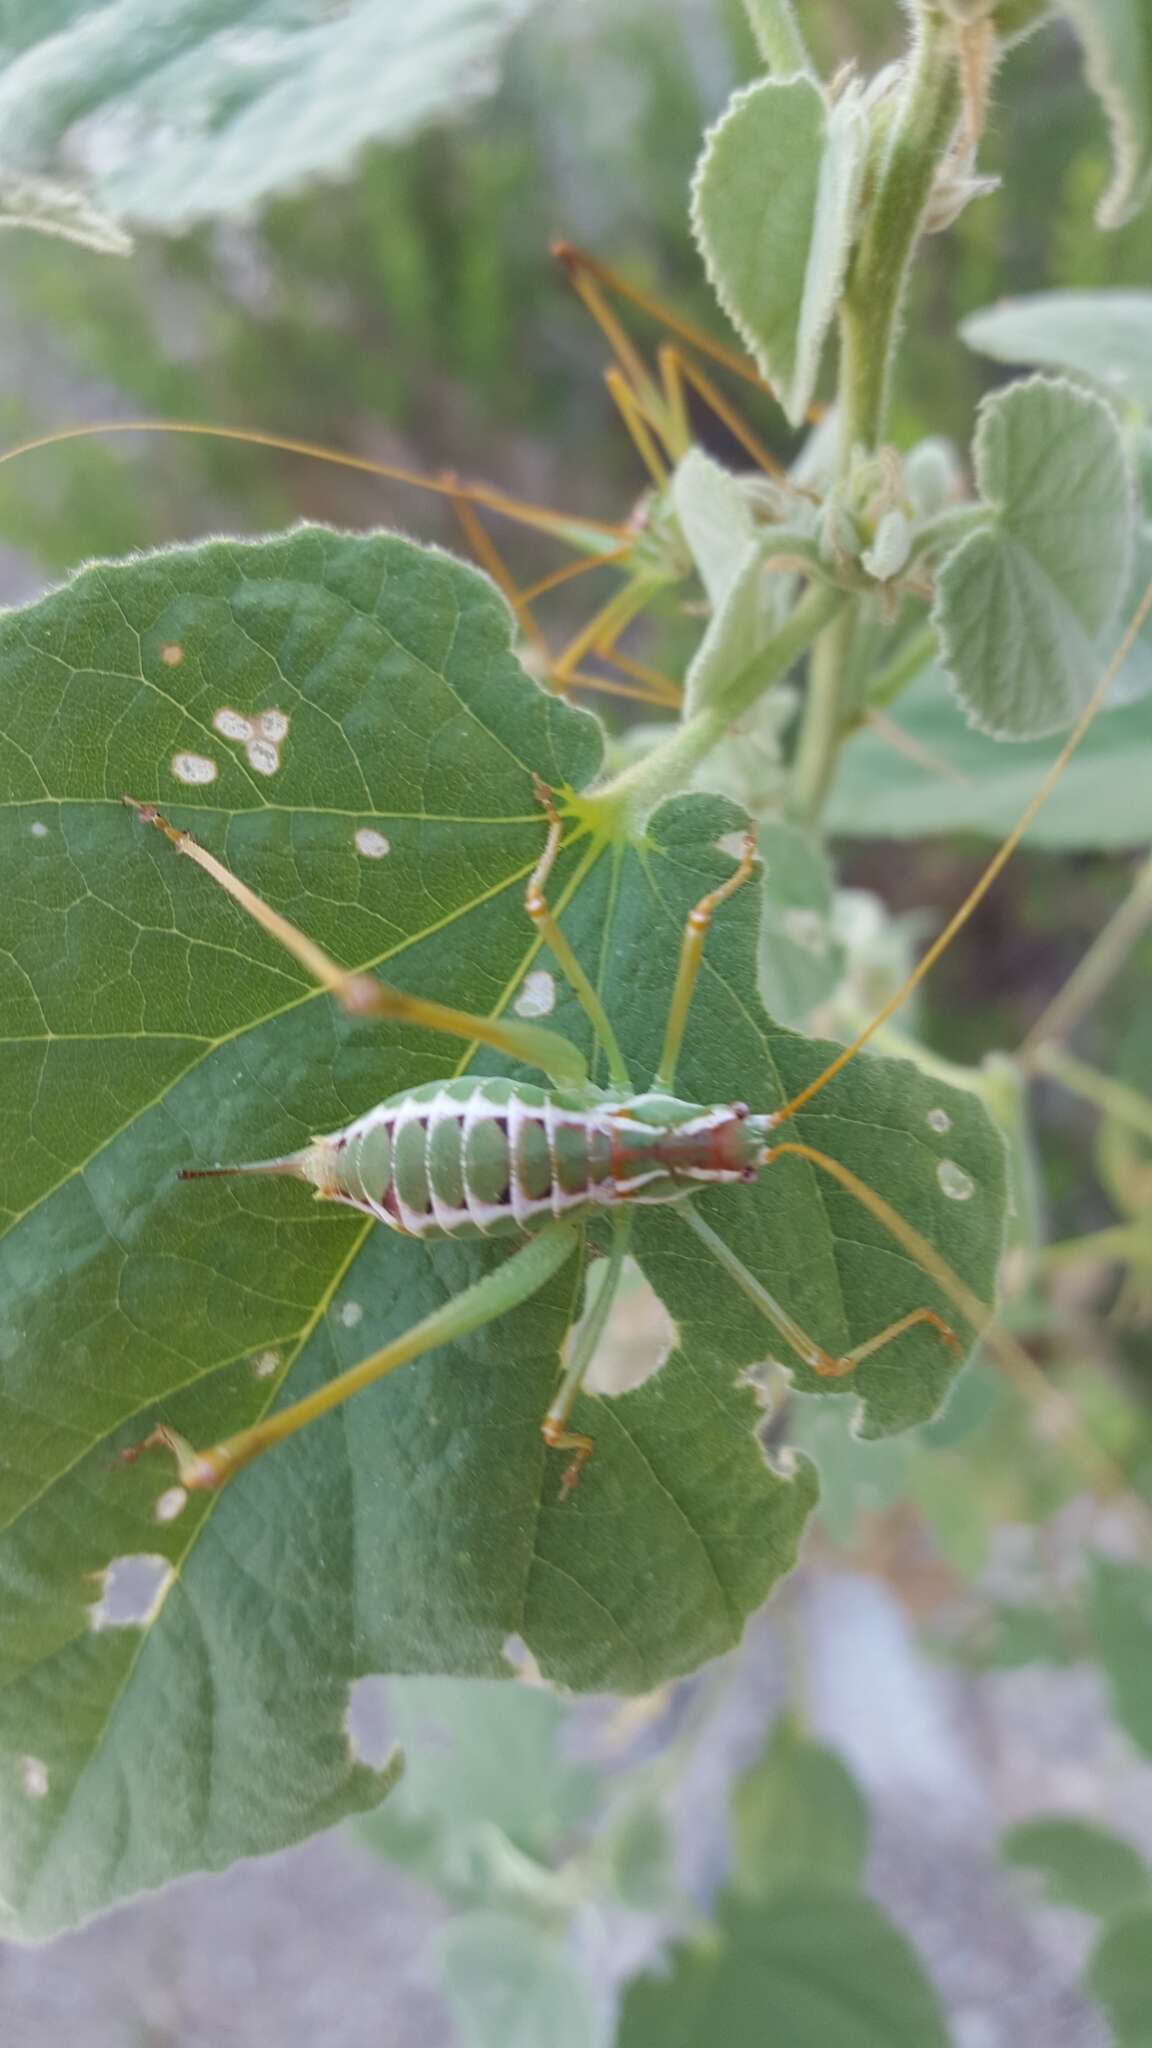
0,0,533,237
691,75,865,428
0,529,1004,1935
826,664,1152,847
933,377,1133,740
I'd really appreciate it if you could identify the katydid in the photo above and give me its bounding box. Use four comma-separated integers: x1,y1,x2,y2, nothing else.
119,783,962,1496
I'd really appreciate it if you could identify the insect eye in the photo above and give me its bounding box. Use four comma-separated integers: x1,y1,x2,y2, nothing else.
731,1102,749,1119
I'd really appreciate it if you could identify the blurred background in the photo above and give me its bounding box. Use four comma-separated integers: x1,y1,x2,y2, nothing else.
3,2,1152,2042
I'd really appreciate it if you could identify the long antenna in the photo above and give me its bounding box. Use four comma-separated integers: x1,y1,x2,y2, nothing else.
0,419,629,542
768,577,1152,1129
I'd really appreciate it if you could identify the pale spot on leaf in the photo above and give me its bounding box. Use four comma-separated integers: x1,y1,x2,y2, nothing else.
245,737,280,776
252,1348,281,1379
171,751,217,786
355,828,391,860
213,706,254,742
514,969,556,1018
927,1107,952,1134
937,1158,975,1202
29,820,48,838
258,708,289,742
337,1300,363,1329
154,1485,188,1524
159,643,183,667
21,1758,49,1799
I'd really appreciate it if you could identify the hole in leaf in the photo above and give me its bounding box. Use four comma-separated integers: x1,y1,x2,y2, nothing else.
88,1554,174,1630
345,1676,392,1767
585,1256,676,1397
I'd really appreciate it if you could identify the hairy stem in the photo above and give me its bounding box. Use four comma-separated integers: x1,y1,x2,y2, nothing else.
838,15,960,463
790,15,960,824
592,581,843,831
741,0,813,77
791,605,859,819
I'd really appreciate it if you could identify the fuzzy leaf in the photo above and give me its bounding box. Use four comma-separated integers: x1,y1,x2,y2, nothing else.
962,291,1152,417
731,1718,869,1900
827,662,1152,848
1003,1815,1150,1919
1090,1558,1152,1759
672,450,765,718
616,1888,953,2048
0,168,131,254
1088,1907,1152,2048
354,1674,596,1896
933,377,1134,738
829,647,1152,844
437,1913,604,2048
756,823,842,1030
0,529,1004,1934
0,0,532,235
1061,0,1152,229
691,75,866,428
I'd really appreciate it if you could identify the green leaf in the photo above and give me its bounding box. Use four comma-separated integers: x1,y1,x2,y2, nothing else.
961,291,1152,417
0,0,532,237
691,75,866,428
933,378,1134,738
1090,1558,1152,1757
671,450,765,719
1088,1906,1152,2048
1061,0,1152,229
0,528,1006,1933
788,1395,911,1547
756,822,842,1031
354,1675,596,1897
730,1717,869,1900
1002,1815,1150,1918
616,1888,953,2048
436,1912,603,2048
827,664,1152,848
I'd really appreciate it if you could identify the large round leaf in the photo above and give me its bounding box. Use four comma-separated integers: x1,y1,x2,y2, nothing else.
0,529,1004,1934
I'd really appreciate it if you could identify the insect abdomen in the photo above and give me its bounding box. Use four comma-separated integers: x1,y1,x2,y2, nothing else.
328,1079,595,1239
321,1077,754,1239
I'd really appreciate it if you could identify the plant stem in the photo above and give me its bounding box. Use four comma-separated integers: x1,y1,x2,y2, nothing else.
741,0,813,78
1020,854,1152,1064
790,15,960,823
591,581,842,831
1030,1043,1152,1147
790,605,858,819
1040,1223,1152,1274
838,14,961,463
865,622,938,712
